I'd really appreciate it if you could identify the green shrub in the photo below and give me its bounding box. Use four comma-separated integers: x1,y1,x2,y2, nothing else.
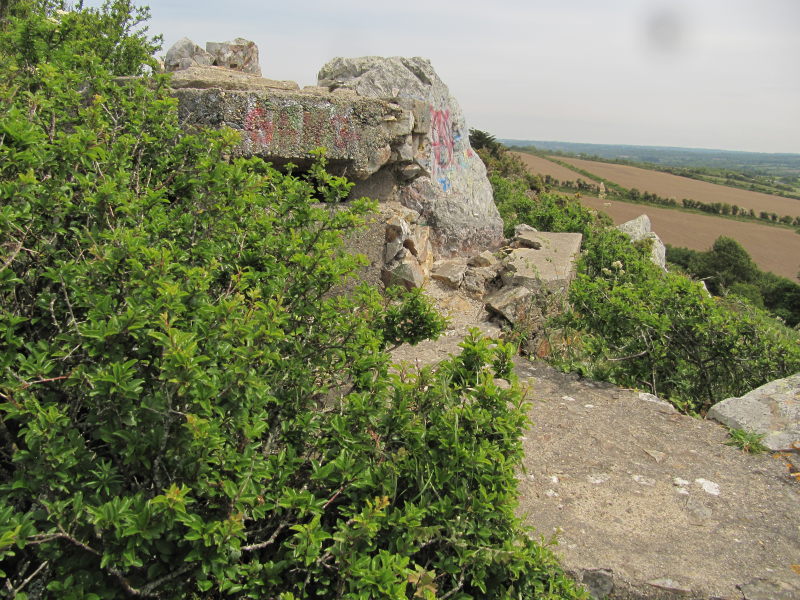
566,269,800,414
485,166,799,415
491,175,609,240
0,3,585,598
380,287,448,349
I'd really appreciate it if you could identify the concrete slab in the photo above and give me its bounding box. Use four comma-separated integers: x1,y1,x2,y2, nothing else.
515,358,800,600
500,232,582,290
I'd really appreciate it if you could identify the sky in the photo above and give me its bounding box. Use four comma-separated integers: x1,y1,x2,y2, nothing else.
90,0,800,154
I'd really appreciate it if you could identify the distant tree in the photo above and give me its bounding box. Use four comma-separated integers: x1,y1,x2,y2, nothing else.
469,128,502,157
688,236,759,295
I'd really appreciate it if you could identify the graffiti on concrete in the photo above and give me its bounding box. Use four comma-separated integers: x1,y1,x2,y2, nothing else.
244,105,361,153
244,106,273,146
430,107,475,192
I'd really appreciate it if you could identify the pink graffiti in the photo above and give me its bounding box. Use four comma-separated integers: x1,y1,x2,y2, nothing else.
244,107,273,146
244,106,361,151
331,114,360,150
430,109,455,172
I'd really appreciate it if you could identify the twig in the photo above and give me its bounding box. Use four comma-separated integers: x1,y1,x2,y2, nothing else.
607,350,649,362
241,521,289,553
137,564,193,596
439,573,465,600
12,560,49,595
19,373,71,389
0,239,23,273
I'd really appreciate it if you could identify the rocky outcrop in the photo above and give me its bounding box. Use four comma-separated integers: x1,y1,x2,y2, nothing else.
165,37,261,75
515,358,800,600
380,205,434,290
617,214,666,270
707,373,800,451
317,56,504,256
165,38,214,72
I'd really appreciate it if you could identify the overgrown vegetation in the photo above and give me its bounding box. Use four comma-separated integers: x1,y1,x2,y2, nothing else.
666,239,800,327
0,5,586,598
474,131,800,415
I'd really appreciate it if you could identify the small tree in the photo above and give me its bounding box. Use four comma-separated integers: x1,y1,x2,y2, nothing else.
687,236,759,295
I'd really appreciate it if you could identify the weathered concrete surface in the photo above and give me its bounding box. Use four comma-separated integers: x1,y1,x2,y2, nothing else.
171,55,505,262
169,66,298,91
617,215,666,270
173,73,413,179
205,38,260,74
317,56,504,255
515,358,800,600
499,232,583,290
707,373,800,451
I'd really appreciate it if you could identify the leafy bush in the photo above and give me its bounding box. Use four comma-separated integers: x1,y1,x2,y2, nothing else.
0,3,586,598
485,160,800,414
565,269,800,414
491,175,609,239
380,287,448,349
667,239,800,327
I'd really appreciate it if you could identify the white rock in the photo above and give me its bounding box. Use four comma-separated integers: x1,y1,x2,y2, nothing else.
694,478,720,496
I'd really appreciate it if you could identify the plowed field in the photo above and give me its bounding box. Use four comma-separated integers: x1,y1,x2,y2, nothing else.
558,157,800,219
510,152,585,183
580,197,800,279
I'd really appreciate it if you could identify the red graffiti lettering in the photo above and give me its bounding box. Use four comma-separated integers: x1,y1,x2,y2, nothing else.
244,107,273,146
331,114,360,150
430,109,454,172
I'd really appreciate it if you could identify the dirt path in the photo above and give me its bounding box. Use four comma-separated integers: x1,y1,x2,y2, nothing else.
515,358,800,600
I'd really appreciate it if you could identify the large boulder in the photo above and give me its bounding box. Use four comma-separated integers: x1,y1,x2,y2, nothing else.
164,37,214,72
499,232,583,291
317,56,504,256
485,232,582,327
707,373,800,451
617,214,666,270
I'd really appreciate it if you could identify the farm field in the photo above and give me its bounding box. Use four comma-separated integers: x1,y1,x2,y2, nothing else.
557,156,800,218
580,196,800,280
510,152,585,183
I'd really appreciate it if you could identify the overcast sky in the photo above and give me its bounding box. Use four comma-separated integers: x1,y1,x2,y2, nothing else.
98,0,800,153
